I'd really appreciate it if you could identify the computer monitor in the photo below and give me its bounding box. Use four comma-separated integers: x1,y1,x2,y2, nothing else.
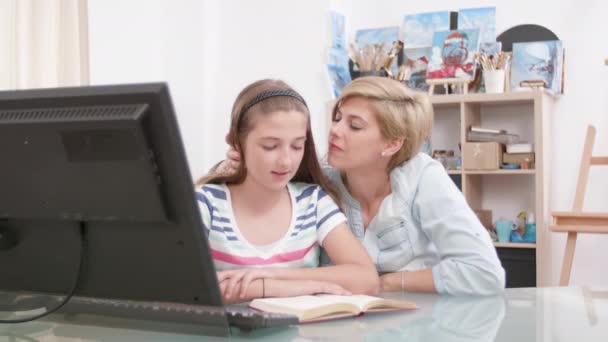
0,83,223,314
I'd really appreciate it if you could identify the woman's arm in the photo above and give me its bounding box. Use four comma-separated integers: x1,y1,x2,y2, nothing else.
379,269,436,292
413,163,506,295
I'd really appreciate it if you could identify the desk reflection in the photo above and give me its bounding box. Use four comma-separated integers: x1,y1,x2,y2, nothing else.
8,287,608,342
296,294,506,342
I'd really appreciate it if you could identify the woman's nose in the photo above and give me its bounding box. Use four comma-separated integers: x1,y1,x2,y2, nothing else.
329,121,342,137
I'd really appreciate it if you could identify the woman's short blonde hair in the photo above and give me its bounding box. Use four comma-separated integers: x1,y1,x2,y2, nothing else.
332,76,434,171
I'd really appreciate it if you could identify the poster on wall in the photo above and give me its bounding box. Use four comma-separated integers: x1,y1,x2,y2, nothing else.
426,29,480,80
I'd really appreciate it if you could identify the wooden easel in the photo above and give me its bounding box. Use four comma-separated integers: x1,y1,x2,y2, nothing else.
549,125,608,285
426,78,471,96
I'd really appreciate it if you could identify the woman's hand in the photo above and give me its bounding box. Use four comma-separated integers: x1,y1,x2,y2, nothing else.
214,146,242,176
217,268,278,299
379,272,402,292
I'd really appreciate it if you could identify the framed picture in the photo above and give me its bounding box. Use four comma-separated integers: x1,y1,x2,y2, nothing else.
426,29,481,80
511,40,564,93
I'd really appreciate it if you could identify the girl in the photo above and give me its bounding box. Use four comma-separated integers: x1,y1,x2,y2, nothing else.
196,79,379,304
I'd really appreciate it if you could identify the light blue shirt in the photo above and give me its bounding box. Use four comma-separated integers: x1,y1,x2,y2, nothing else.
322,153,506,295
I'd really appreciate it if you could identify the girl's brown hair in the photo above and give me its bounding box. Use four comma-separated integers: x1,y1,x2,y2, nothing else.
197,79,340,203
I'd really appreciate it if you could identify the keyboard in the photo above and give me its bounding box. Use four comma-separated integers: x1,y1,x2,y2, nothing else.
58,296,299,330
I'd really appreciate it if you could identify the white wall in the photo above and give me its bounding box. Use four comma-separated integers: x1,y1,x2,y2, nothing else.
88,0,608,286
88,0,207,179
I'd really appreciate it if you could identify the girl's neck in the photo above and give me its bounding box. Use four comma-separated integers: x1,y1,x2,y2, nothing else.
343,167,391,209
229,178,287,211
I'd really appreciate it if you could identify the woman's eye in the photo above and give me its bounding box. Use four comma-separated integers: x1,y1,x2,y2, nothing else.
261,145,277,151
350,124,362,130
291,145,304,151
333,115,342,122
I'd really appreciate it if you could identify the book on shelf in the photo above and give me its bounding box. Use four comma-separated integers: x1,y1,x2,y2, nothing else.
469,126,506,134
249,294,417,323
467,130,519,144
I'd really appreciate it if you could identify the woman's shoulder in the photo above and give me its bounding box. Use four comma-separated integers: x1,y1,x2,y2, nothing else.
390,153,447,197
392,153,443,180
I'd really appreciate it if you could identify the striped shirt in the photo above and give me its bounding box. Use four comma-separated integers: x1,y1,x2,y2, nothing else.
196,182,346,271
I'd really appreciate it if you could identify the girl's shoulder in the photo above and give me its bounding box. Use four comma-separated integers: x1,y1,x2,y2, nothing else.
196,183,229,201
288,181,322,194
288,182,329,203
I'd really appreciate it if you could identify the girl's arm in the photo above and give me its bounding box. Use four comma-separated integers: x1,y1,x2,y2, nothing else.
220,278,350,304
270,223,379,294
219,224,380,298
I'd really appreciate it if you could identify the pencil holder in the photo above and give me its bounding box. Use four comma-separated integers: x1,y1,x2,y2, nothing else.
483,69,505,93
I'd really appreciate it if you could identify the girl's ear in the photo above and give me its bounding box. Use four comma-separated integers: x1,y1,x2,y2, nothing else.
381,138,404,157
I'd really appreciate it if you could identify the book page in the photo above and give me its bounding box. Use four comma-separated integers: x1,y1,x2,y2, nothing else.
250,295,358,315
315,295,380,310
252,295,336,311
316,294,417,311
250,295,364,321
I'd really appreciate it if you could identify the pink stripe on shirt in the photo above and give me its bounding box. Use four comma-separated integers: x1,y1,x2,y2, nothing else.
211,243,316,266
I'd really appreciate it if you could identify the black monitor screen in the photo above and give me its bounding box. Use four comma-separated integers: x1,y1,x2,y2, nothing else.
0,83,222,309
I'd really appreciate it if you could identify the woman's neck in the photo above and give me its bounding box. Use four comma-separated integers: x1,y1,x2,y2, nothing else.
343,167,391,209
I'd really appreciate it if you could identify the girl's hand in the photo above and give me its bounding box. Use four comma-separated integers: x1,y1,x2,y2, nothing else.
288,280,351,297
217,268,278,299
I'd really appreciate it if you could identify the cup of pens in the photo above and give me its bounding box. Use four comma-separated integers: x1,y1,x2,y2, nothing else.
484,69,505,93
476,51,510,93
348,41,403,80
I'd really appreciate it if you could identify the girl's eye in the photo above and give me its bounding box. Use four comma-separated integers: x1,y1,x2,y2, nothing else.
291,145,304,151
350,124,362,130
333,115,341,122
261,145,277,151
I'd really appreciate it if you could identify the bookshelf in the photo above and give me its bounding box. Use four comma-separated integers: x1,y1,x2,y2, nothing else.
429,90,554,287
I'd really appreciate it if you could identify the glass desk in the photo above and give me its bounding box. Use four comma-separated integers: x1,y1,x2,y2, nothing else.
1,286,607,341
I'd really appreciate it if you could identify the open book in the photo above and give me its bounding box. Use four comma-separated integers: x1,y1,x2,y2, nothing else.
249,294,417,323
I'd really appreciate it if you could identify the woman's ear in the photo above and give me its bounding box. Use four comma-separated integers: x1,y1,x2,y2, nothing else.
381,138,404,157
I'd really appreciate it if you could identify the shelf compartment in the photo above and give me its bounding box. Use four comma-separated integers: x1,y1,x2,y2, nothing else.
494,242,536,249
465,170,536,175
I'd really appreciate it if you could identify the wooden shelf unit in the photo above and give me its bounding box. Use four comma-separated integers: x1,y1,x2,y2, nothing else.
430,90,553,287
